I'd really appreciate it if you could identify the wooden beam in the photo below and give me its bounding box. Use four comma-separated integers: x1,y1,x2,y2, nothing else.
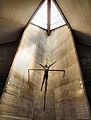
47,0,51,35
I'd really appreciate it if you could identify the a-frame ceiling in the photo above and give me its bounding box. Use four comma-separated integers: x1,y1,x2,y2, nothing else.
1,0,91,96
1,0,91,44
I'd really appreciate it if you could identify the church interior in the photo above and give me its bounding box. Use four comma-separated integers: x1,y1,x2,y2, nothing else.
0,0,91,119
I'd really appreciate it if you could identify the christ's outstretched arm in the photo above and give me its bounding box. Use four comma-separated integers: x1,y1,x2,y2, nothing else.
36,62,45,69
48,61,56,68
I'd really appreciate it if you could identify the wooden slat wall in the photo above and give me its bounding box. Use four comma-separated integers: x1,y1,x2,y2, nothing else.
0,24,47,120
0,0,42,98
49,26,91,119
0,24,90,120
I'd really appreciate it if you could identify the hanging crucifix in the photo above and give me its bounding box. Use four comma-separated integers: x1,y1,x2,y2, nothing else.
28,59,65,111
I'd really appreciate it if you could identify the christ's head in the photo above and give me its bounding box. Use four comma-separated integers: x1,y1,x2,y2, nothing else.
45,64,48,67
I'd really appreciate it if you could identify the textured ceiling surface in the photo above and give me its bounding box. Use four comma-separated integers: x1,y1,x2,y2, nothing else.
57,0,91,45
0,0,41,43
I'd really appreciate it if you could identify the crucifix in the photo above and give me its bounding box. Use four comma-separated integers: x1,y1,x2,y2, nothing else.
28,59,65,111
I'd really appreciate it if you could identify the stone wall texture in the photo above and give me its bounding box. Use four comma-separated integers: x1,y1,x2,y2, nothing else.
0,24,91,120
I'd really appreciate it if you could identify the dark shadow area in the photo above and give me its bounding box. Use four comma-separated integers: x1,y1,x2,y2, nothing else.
73,30,91,46
73,31,91,109
0,29,24,97
0,27,24,44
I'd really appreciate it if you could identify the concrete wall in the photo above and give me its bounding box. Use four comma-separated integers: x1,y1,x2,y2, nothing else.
0,24,91,120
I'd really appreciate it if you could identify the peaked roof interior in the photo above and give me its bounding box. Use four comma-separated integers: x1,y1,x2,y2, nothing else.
1,0,91,96
31,0,66,31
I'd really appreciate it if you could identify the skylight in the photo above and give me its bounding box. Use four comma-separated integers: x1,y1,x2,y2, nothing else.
31,0,66,31
51,0,66,30
31,0,47,29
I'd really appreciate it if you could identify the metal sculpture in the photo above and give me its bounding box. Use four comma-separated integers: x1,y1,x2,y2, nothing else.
28,60,65,111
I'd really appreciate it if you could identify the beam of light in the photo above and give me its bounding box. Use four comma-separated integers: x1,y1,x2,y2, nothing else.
12,44,36,80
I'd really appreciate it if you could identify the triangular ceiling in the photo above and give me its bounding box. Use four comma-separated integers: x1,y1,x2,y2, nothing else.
31,0,66,32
